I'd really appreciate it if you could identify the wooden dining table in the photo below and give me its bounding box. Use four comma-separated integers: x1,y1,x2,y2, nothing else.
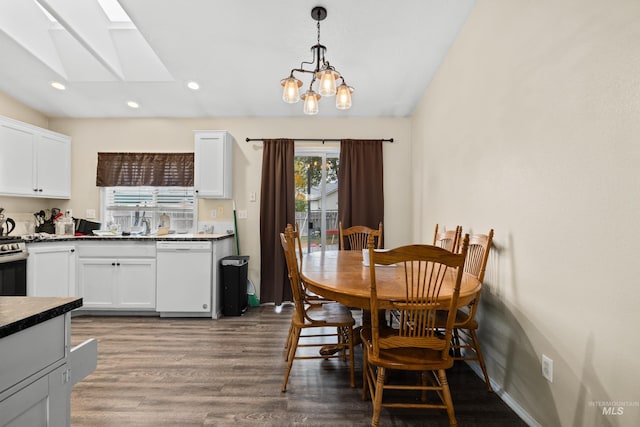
300,250,481,310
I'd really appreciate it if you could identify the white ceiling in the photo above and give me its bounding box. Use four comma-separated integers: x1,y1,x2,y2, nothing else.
0,0,476,119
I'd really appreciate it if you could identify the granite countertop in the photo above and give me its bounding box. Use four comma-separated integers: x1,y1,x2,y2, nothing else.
24,233,234,243
0,297,83,339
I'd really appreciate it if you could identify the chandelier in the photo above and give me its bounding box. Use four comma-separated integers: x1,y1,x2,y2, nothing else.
280,6,353,115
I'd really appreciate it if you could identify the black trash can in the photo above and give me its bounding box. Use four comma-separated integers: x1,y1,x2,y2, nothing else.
221,255,249,316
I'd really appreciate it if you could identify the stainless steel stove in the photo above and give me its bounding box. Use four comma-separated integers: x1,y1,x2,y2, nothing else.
0,236,28,296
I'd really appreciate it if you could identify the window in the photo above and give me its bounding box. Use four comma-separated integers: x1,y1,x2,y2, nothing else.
101,186,196,234
294,148,339,253
97,152,196,234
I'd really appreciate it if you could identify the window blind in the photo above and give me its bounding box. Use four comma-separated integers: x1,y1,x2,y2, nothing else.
105,187,195,209
96,152,194,187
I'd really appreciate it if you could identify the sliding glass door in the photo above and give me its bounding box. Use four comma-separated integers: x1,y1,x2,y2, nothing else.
294,148,339,253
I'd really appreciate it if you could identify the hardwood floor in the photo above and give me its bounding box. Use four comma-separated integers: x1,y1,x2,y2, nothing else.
70,305,526,427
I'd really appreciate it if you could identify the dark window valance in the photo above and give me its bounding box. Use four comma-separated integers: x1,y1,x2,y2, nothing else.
96,152,194,187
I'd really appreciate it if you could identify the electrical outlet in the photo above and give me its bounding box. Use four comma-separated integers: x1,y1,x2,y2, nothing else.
542,354,553,382
86,209,95,218
210,209,217,219
217,206,224,216
237,210,248,219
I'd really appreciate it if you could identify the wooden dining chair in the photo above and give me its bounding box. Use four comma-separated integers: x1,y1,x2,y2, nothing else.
433,224,462,252
361,234,469,427
283,223,336,353
339,221,383,250
448,229,494,392
280,224,356,392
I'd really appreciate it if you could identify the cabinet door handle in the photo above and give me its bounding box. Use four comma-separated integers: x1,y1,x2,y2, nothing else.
38,188,43,192
111,262,116,266
70,249,75,253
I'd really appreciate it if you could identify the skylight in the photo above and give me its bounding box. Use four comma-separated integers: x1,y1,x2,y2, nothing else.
35,0,132,24
97,0,132,23
35,1,57,22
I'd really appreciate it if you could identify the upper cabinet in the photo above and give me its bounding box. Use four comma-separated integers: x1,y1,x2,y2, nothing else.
194,130,232,199
0,116,71,199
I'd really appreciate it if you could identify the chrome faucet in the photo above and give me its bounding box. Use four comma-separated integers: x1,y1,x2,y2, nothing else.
140,217,151,236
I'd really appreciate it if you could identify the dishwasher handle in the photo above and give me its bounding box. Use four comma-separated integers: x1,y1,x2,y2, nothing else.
156,241,212,251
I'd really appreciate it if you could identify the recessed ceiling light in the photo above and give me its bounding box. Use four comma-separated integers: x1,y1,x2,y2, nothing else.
187,81,200,90
51,81,66,90
127,101,140,109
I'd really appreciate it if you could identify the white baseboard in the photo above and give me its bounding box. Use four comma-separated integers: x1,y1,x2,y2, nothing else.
465,362,542,427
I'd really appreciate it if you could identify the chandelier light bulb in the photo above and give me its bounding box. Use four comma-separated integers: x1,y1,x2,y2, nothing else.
302,90,321,115
281,77,302,103
318,70,338,97
335,83,353,110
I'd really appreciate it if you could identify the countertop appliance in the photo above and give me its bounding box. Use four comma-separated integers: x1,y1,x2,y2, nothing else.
0,207,16,236
156,240,213,315
0,236,28,296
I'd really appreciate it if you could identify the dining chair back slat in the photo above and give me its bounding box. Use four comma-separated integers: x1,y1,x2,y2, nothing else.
339,221,383,250
433,224,462,253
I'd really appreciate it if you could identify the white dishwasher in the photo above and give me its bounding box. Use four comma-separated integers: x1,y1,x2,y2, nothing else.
156,240,212,316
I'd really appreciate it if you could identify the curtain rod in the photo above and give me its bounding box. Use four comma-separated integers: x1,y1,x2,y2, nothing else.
245,137,393,143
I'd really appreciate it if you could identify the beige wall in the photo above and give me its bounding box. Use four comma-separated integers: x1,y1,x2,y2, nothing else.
46,117,411,294
411,0,640,426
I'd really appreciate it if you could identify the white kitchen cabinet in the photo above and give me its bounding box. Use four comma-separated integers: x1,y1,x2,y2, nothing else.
35,132,71,198
78,258,156,310
0,115,71,199
27,243,76,297
0,119,34,195
77,242,156,310
194,130,232,199
0,305,97,427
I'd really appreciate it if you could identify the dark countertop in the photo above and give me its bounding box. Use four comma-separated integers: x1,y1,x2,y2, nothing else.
0,297,83,339
24,233,234,244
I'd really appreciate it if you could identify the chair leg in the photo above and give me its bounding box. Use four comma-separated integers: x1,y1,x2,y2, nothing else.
284,318,293,359
437,369,457,427
362,348,369,400
347,326,355,388
452,328,462,357
371,367,386,427
281,327,301,392
470,329,493,392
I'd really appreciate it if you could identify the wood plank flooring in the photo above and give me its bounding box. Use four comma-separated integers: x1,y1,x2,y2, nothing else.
70,305,526,427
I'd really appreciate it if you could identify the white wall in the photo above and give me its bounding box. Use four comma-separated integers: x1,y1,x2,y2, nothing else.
411,0,640,426
46,117,412,295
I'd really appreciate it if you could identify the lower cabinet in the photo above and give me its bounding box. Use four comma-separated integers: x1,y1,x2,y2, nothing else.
76,242,156,311
0,313,97,427
27,243,76,297
29,237,235,316
78,258,156,310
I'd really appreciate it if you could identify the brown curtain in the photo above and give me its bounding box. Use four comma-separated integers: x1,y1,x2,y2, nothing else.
338,139,384,241
96,153,194,187
259,139,295,304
